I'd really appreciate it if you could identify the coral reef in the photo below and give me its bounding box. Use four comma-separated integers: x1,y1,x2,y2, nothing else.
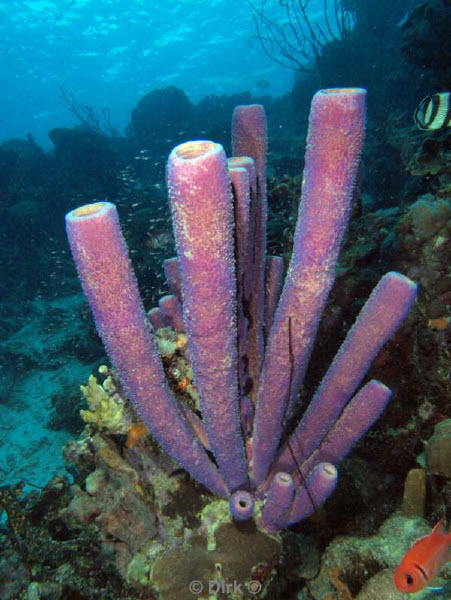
65,89,419,538
0,476,140,599
407,130,451,199
63,418,283,598
2,8,451,593
401,2,451,83
1,97,449,600
49,127,120,197
129,86,194,148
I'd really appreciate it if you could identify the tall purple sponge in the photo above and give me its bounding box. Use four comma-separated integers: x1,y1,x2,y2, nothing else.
232,106,268,399
166,141,248,492
251,88,367,488
65,202,227,497
65,89,420,531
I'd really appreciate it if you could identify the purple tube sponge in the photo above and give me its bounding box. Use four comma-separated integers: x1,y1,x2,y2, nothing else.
232,106,268,399
282,463,338,528
229,490,255,522
275,272,417,471
166,141,248,492
66,89,419,531
163,257,182,304
286,380,393,477
264,255,284,341
227,156,257,304
228,165,252,395
251,88,367,488
159,294,184,333
260,472,295,532
147,307,166,330
65,202,227,497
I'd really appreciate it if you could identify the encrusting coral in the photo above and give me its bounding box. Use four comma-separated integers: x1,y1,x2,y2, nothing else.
80,366,130,433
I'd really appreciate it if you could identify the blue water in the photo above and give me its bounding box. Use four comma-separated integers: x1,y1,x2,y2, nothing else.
0,0,300,147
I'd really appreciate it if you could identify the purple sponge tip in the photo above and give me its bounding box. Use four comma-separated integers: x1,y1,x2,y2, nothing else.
229,490,255,521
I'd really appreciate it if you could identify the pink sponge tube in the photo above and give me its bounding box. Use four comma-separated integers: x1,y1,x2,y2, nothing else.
167,141,248,492
65,201,227,497
251,88,367,488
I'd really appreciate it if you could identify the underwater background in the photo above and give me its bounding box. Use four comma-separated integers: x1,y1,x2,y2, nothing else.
0,0,450,598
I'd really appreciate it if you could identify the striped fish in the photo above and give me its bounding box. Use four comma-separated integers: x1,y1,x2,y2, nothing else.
414,92,451,130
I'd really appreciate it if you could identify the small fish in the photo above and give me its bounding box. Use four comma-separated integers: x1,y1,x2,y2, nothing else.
414,92,451,130
394,519,451,593
396,11,411,28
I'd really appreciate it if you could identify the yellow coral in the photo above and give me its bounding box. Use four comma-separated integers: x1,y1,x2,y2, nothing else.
80,371,127,433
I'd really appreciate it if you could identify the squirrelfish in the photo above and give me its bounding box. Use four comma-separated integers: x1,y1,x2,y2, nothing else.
394,519,451,593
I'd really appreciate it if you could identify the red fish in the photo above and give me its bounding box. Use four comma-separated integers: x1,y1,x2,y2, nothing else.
394,519,451,593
